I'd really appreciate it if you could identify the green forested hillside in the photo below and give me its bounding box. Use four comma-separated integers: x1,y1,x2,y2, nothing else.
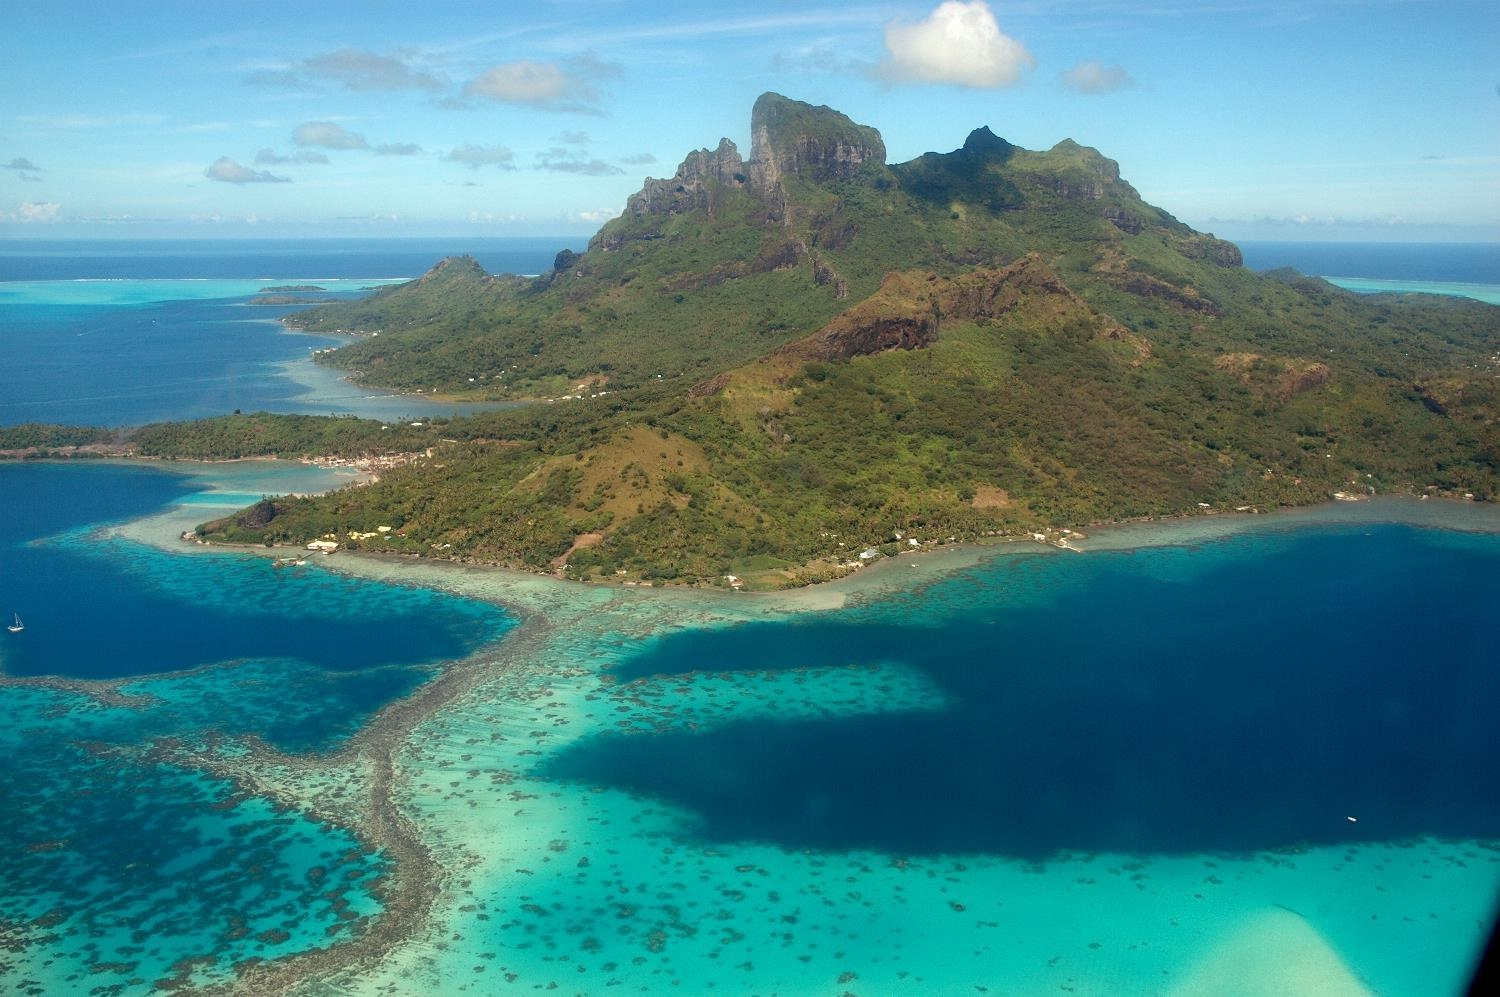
192,93,1497,586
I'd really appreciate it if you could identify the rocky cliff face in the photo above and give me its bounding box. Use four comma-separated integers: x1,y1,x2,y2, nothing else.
747,93,886,194
624,137,747,217
1044,139,1135,201
779,254,1147,365
615,94,887,227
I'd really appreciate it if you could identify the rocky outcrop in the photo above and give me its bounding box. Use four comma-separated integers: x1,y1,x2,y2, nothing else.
780,272,938,363
662,239,809,292
1044,139,1139,201
1119,271,1224,315
1215,353,1332,401
747,93,886,194
780,254,1147,365
937,253,1082,320
1178,233,1244,268
614,94,886,226
625,138,747,217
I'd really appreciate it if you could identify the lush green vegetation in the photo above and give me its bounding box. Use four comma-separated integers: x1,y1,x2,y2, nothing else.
175,94,1500,586
0,423,118,452
130,412,441,460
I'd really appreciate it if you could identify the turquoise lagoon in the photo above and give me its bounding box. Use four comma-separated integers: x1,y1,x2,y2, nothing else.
0,461,517,991
3,241,1497,994
13,464,1499,994
303,502,1500,997
1322,276,1500,306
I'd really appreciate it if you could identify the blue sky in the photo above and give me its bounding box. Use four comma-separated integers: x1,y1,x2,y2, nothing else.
2,0,1495,241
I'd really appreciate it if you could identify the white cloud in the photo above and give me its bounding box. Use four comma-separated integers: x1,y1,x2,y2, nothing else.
204,157,291,184
465,61,575,105
571,208,619,224
446,144,517,169
462,56,617,113
375,142,423,156
17,201,60,222
1061,61,1134,94
877,1,1033,89
292,121,369,150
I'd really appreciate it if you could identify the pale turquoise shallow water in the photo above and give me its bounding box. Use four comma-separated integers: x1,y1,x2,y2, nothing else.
0,276,407,308
302,506,1499,997
1324,276,1500,305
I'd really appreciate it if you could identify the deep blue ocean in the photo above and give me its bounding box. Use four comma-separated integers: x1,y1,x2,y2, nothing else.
1,238,1497,991
1238,240,1500,283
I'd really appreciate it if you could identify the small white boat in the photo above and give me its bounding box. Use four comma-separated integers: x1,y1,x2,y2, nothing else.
7,613,22,633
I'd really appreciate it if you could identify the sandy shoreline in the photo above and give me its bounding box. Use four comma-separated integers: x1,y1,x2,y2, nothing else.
14,460,1499,993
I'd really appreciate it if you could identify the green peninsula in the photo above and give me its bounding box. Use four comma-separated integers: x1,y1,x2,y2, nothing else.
187,93,1496,586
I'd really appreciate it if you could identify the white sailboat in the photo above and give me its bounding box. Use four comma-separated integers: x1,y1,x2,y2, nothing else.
7,613,21,633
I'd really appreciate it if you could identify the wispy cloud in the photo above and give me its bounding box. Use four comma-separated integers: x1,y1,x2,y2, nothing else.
461,55,620,114
1061,60,1134,94
537,149,624,175
15,200,61,223
255,147,328,165
876,1,1034,89
300,48,446,92
248,48,446,94
445,144,517,170
204,157,291,184
176,121,233,134
375,143,424,156
17,112,165,129
558,9,885,48
772,40,873,78
3,157,43,181
292,122,369,150
619,153,657,166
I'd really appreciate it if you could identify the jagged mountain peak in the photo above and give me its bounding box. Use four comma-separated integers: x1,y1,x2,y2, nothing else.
960,125,1016,161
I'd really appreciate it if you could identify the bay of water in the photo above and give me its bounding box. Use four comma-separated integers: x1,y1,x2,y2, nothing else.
0,240,553,988
0,237,581,427
1,239,1496,993
0,461,517,990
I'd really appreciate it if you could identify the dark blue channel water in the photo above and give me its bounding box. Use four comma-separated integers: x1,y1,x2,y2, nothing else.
547,524,1500,859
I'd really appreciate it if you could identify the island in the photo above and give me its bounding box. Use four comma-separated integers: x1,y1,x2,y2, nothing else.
10,94,1498,589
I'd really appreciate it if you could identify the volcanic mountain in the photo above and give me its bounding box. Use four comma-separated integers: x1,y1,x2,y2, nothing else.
211,93,1498,586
